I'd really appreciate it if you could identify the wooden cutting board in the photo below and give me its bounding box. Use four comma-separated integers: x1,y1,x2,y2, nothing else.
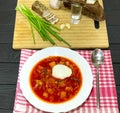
13,0,109,49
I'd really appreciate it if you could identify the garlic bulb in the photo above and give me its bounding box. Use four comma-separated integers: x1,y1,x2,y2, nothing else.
49,0,62,9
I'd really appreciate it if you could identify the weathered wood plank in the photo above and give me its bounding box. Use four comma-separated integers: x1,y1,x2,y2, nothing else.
105,10,120,26
103,0,120,10
0,44,20,62
108,26,120,44
0,109,13,113
116,86,120,111
0,0,17,10
113,64,120,86
0,85,16,110
0,63,19,84
0,25,14,32
110,45,120,63
0,32,14,43
0,11,16,24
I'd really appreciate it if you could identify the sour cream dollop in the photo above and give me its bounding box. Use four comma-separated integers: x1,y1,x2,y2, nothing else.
52,64,72,79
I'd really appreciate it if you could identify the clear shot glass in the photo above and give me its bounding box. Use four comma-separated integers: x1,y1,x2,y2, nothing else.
71,3,82,24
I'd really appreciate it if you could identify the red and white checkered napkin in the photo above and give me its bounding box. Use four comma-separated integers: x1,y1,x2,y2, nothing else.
13,49,119,113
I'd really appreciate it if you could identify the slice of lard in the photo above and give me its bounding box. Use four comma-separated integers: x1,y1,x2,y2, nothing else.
86,0,96,4
52,64,72,79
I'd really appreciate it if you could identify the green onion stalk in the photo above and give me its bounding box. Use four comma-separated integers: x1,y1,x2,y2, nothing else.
16,4,71,47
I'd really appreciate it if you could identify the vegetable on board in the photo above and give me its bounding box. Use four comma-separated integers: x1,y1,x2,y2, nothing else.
16,4,71,47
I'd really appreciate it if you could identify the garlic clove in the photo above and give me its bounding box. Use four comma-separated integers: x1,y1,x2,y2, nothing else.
60,24,65,29
66,23,71,29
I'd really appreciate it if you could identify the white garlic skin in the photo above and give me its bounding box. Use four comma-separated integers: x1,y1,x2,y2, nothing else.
49,0,62,9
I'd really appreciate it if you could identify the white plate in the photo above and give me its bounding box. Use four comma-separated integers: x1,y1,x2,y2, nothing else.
20,47,93,112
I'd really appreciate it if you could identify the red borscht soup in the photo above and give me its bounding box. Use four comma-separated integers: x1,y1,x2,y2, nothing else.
29,56,82,103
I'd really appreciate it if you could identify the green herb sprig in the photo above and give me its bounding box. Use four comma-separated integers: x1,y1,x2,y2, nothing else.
16,4,71,47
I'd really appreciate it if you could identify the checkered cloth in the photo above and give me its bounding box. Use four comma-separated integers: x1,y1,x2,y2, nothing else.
13,49,119,113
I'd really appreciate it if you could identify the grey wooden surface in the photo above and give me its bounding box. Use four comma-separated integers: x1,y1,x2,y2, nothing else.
0,0,120,112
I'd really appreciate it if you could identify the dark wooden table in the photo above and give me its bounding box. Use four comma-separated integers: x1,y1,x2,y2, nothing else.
0,0,120,113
